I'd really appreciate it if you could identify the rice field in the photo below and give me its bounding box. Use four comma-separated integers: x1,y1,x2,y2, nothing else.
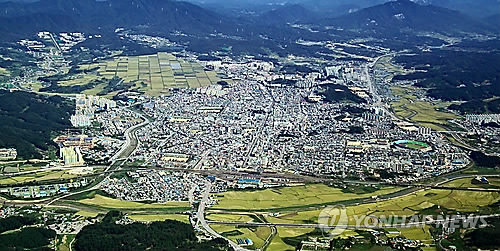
212,184,401,210
92,52,221,96
78,195,190,210
128,214,190,223
211,224,272,250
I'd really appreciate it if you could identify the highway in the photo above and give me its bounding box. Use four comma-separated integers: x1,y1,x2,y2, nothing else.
207,213,500,229
196,182,249,251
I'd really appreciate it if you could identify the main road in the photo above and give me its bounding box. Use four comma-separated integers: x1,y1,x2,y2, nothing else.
196,181,249,251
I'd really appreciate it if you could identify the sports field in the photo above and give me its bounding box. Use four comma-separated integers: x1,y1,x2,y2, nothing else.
394,140,430,150
212,184,401,210
79,52,221,96
78,194,190,210
128,214,190,223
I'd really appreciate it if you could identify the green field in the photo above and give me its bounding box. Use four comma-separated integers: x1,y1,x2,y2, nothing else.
444,177,500,189
264,188,500,226
78,194,190,210
391,86,458,131
211,224,271,250
0,170,79,185
90,52,221,96
128,214,190,223
75,210,100,218
56,234,76,251
212,184,401,210
267,227,315,251
206,213,256,223
0,66,10,76
399,226,433,244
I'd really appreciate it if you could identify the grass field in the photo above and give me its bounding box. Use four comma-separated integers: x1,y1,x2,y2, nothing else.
264,188,500,226
211,225,271,250
128,214,190,223
443,177,500,189
75,210,99,218
212,184,401,210
267,227,315,251
78,195,190,210
206,213,256,223
0,170,79,185
391,86,458,131
0,66,10,76
56,234,75,251
399,226,433,244
90,52,222,96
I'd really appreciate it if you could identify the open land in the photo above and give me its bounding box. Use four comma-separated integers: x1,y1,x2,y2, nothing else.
212,184,402,211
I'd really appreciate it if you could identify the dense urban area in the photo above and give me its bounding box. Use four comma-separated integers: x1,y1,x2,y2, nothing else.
0,0,499,250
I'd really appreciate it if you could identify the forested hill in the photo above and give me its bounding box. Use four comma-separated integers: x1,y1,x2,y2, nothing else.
0,90,73,159
74,211,232,251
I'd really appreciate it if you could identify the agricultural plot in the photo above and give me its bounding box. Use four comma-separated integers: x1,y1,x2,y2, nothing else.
264,188,500,226
212,184,401,210
211,224,271,250
206,213,256,223
390,86,458,131
75,210,99,218
78,195,190,210
267,227,315,251
0,170,78,185
128,214,190,223
93,52,220,96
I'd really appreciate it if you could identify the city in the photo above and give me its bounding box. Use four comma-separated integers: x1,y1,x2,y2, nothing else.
0,0,499,250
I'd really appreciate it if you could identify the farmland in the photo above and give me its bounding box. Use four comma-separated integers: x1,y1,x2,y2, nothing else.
0,170,79,185
211,224,272,250
77,194,190,210
391,86,458,131
78,52,222,96
212,184,402,211
263,188,500,225
128,214,190,223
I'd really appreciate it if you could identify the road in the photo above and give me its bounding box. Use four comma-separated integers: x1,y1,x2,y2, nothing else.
207,213,500,229
196,182,249,251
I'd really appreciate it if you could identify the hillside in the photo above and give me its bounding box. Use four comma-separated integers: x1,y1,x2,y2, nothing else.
0,91,73,159
0,0,234,40
321,0,493,36
259,4,317,25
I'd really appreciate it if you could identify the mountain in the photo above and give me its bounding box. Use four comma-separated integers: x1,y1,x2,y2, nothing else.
484,14,500,30
258,4,317,25
322,0,494,36
410,0,500,18
0,0,234,40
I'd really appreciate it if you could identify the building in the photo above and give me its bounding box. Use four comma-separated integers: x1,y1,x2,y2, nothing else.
0,148,17,160
60,147,84,166
54,135,95,149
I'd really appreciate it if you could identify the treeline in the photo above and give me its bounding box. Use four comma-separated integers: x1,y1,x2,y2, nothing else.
449,99,500,114
74,211,232,251
393,50,500,101
470,151,500,168
0,227,55,250
465,217,500,249
0,216,37,234
0,91,73,159
318,84,366,104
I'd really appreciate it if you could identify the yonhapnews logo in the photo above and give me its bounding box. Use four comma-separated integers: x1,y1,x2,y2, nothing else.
318,205,491,235
318,205,348,237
